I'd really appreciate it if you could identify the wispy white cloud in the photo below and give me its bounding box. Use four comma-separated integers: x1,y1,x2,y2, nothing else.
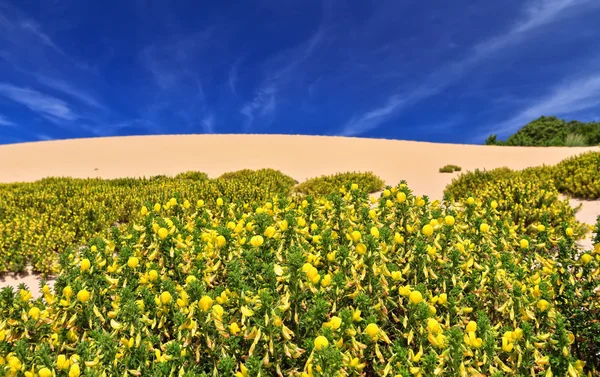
477,73,600,140
241,28,323,129
341,0,598,136
35,75,104,109
0,114,16,127
241,85,277,129
201,114,215,134
228,60,240,97
0,83,78,122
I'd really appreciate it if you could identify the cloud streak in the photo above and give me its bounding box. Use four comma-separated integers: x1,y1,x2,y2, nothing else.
0,83,78,122
477,73,600,140
35,75,104,109
240,28,323,130
0,114,16,127
341,0,598,136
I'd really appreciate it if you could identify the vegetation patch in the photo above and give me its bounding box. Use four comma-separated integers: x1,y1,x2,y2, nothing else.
0,182,598,376
553,151,600,200
294,172,384,196
0,170,296,275
485,115,600,146
439,164,462,173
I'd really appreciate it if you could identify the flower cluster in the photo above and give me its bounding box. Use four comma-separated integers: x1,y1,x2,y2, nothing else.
1,181,598,376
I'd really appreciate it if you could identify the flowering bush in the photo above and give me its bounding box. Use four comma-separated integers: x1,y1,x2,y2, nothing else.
295,172,384,196
553,151,600,199
0,170,296,274
1,182,598,376
443,168,587,237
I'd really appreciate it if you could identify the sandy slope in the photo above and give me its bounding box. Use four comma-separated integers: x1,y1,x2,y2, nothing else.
1,134,599,295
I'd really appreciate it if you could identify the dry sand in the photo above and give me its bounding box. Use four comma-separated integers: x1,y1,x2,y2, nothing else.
1,134,599,295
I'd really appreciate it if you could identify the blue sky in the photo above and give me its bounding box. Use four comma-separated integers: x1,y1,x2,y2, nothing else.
1,0,600,145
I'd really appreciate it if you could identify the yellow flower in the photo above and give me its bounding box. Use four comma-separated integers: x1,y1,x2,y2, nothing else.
28,306,41,320
57,355,70,370
520,239,529,249
580,254,592,265
324,316,342,331
148,270,159,281
199,295,213,312
38,368,53,377
365,323,380,340
320,274,332,287
421,224,434,237
356,243,367,255
352,308,362,322
444,216,455,226
158,227,169,239
350,183,358,190
127,257,139,268
394,233,404,244
212,304,224,318
314,336,329,350
437,293,447,305
80,258,91,272
77,289,90,303
351,230,361,243
216,198,224,206
250,235,264,247
565,227,574,237
396,192,407,203
160,291,172,305
466,321,477,333
263,226,276,238
479,223,489,233
216,235,227,247
391,271,402,281
427,318,441,334
370,227,380,238
68,364,80,377
512,328,523,341
467,197,475,205
537,299,550,312
537,224,545,232
153,203,161,212
140,206,148,216
399,285,411,297
491,200,498,209
229,322,241,335
409,290,423,305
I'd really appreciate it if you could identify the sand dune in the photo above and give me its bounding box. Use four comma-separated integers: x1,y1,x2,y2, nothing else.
2,134,599,199
1,135,599,295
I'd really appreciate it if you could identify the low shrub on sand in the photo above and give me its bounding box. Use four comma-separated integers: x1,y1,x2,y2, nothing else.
0,170,296,275
439,164,462,173
553,151,600,200
295,172,384,196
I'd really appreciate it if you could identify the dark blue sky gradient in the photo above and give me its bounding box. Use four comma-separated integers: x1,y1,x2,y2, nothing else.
1,0,600,145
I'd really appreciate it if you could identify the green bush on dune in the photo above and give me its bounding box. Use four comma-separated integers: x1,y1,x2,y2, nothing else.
294,171,385,196
486,115,600,146
0,170,297,274
553,151,600,199
438,164,462,173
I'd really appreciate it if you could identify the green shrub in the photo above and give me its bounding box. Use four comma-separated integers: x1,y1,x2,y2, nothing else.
174,171,209,180
443,166,586,236
1,183,598,375
295,171,384,196
564,133,587,147
0,169,296,274
485,116,600,146
553,151,600,199
439,164,462,173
